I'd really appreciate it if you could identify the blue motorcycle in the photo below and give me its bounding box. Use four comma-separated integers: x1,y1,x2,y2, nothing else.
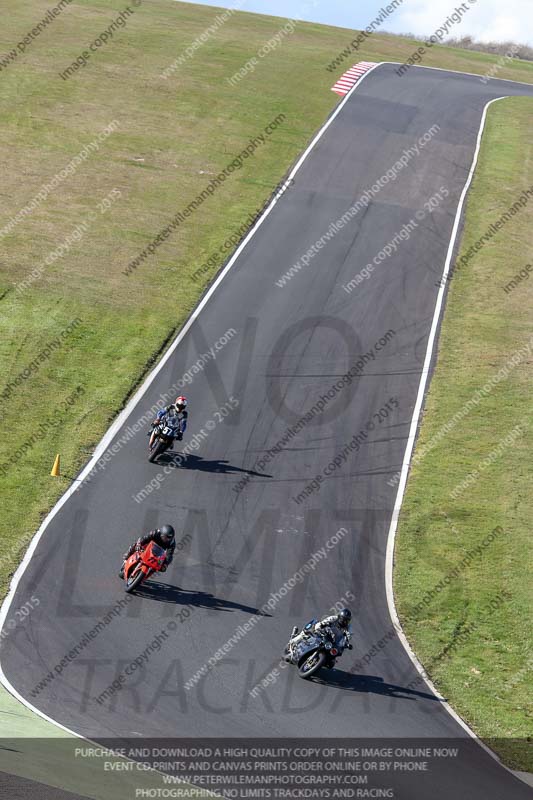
148,422,178,463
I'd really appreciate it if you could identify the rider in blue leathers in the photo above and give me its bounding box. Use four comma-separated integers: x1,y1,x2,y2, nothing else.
149,396,188,450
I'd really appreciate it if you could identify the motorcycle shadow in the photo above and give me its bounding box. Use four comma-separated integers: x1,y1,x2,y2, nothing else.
159,452,271,479
132,580,271,616
311,669,443,702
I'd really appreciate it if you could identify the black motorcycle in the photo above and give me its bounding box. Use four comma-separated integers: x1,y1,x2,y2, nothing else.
148,422,177,463
284,620,352,679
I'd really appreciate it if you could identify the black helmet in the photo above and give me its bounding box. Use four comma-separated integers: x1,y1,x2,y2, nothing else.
159,524,175,546
338,608,352,628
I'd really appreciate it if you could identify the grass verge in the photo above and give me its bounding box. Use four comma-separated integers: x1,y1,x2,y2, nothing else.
394,97,533,771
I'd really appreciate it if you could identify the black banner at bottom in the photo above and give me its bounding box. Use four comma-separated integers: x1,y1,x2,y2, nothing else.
1,738,531,800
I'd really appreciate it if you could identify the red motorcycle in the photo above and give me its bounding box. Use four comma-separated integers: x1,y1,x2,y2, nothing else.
123,541,167,593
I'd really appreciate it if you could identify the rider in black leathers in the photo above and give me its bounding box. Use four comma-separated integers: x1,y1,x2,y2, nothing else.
119,524,176,578
285,608,353,657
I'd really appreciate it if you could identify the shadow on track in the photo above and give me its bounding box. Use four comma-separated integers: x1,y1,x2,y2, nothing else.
155,452,271,479
134,581,271,616
311,669,442,702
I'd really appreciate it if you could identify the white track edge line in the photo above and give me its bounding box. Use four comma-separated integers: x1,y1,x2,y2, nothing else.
0,63,382,736
383,95,532,787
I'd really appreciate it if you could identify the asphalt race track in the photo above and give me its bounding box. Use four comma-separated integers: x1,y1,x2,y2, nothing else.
2,65,533,798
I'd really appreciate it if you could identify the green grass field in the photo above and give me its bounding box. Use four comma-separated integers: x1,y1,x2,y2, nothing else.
1,0,532,766
394,97,533,771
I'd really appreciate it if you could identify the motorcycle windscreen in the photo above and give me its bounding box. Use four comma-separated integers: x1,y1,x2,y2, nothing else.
143,542,167,566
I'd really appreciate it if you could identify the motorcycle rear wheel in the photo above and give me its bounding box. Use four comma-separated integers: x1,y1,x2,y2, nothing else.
298,650,327,679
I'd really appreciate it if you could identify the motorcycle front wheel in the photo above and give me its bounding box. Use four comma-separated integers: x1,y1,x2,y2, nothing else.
148,439,168,463
298,650,327,679
125,567,145,593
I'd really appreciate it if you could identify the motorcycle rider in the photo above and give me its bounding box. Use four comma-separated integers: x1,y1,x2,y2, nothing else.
285,608,353,657
119,524,176,578
149,396,188,450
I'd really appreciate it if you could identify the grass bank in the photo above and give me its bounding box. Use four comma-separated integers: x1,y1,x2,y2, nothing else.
394,97,533,771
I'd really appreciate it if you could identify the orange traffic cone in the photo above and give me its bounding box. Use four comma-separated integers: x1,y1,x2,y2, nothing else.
50,454,60,477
